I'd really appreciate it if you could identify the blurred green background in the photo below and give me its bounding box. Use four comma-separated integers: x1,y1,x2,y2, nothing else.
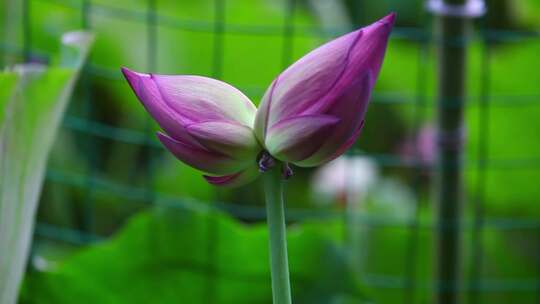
1,0,539,303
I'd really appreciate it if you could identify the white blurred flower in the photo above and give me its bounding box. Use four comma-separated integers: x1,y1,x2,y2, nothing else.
311,155,379,207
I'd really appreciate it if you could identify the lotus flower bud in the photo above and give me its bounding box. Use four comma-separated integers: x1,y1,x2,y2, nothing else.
121,68,261,186
122,13,395,187
254,13,395,167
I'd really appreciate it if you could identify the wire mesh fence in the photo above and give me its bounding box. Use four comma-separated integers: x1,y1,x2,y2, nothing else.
3,0,539,303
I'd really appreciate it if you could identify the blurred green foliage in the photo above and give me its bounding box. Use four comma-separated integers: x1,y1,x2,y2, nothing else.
21,207,366,304
352,208,538,303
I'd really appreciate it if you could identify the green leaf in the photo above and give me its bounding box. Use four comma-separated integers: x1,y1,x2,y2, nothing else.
0,32,93,304
21,207,366,303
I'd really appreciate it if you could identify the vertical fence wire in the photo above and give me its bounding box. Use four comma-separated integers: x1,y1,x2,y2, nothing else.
80,0,96,241
204,0,226,301
212,0,225,78
143,1,162,302
81,0,91,29
281,0,295,70
144,0,158,198
343,0,356,269
133,0,158,204
467,31,491,304
22,0,31,62
403,36,430,304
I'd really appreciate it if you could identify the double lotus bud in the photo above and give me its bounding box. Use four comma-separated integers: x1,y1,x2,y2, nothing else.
122,13,395,187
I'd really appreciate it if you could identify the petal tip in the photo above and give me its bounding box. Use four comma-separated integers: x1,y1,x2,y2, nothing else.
370,12,396,35
120,66,134,78
375,12,397,34
121,67,149,83
121,67,146,92
383,12,397,26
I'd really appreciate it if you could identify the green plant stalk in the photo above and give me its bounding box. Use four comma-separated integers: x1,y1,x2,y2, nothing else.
263,168,292,304
433,0,470,303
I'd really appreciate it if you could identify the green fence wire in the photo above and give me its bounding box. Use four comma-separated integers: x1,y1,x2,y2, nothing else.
5,0,540,303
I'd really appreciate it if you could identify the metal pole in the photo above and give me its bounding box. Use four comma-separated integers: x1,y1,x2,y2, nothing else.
428,0,484,303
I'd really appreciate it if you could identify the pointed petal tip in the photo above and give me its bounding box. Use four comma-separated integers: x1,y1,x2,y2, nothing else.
121,67,146,91
120,66,130,74
383,12,397,26
120,66,134,78
361,12,395,43
373,13,396,33
121,67,149,83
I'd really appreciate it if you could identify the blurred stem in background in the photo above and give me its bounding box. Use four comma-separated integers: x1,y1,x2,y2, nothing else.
263,166,293,304
432,0,483,303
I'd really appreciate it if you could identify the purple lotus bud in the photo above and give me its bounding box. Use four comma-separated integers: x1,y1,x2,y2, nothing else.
121,68,261,186
121,13,395,187
254,13,395,167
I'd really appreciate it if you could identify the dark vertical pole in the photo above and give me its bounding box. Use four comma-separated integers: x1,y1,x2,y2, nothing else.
430,0,486,302
433,0,470,303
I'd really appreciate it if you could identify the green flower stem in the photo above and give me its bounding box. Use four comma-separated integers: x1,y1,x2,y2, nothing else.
263,167,292,304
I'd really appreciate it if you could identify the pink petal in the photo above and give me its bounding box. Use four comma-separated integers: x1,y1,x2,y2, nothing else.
254,30,360,140
327,120,365,161
151,74,256,126
203,165,259,187
301,120,365,167
157,132,248,175
186,121,260,158
254,13,395,147
307,15,393,115
122,67,202,147
265,114,340,162
294,72,372,167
